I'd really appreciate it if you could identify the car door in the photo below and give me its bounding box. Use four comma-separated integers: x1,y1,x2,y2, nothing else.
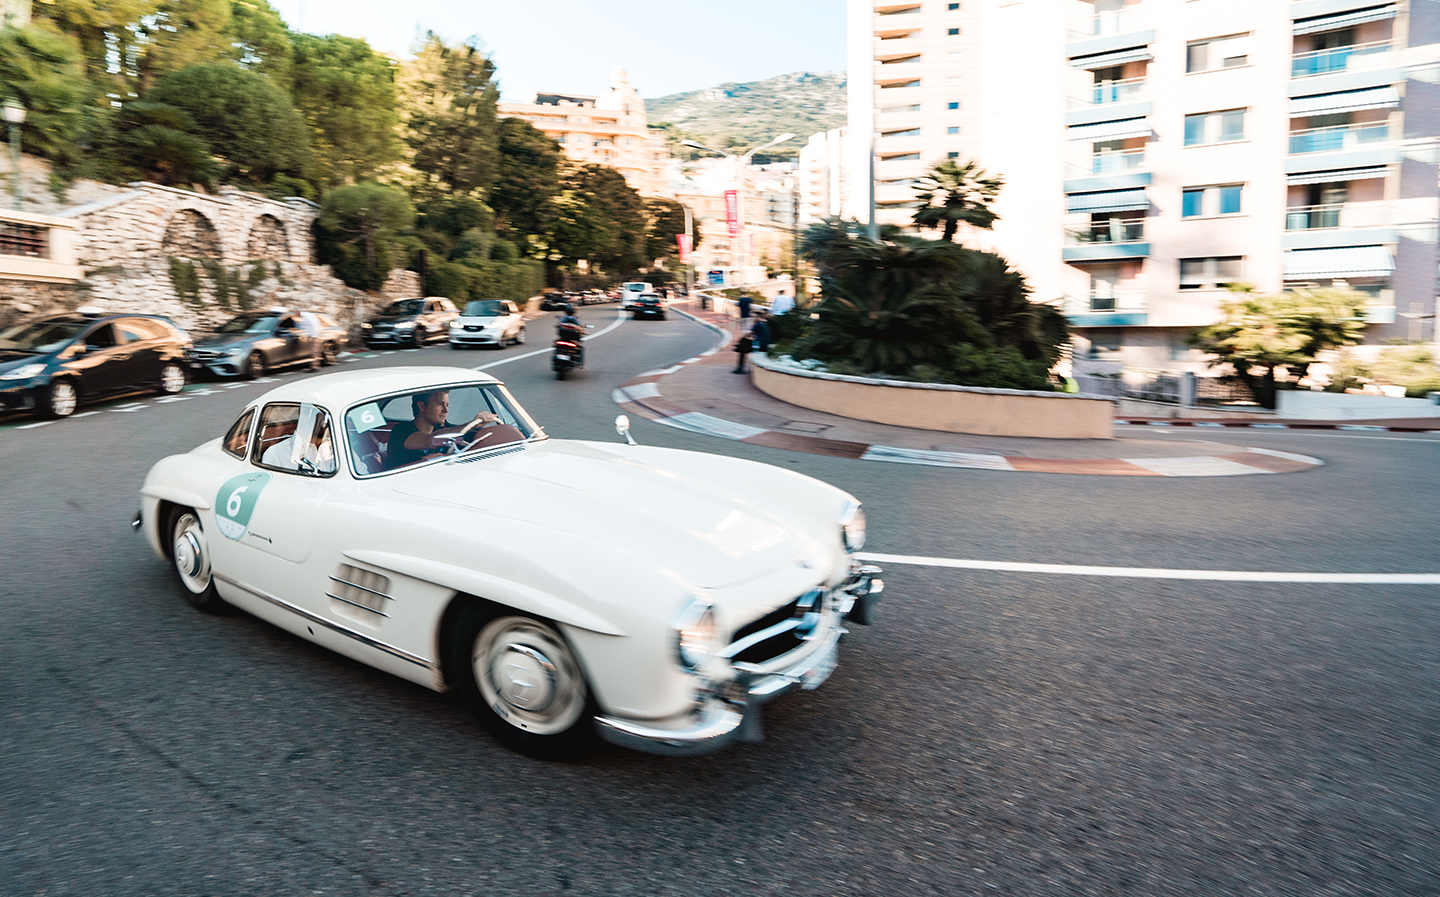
115,317,164,389
504,302,520,339
67,323,135,399
273,314,306,366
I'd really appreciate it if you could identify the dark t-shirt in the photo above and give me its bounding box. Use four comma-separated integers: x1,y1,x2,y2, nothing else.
387,420,442,469
737,295,752,318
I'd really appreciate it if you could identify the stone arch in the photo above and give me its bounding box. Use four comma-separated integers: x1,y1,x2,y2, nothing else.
245,214,289,261
161,208,222,260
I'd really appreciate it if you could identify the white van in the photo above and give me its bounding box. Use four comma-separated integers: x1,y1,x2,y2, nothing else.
621,281,654,309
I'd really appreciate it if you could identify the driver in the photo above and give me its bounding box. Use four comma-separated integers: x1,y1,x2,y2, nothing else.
386,389,498,469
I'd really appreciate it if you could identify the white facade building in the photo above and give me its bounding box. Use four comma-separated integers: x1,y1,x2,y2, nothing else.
847,0,1440,373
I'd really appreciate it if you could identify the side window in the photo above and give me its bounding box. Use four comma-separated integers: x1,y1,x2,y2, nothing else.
223,407,257,459
117,318,160,343
252,402,337,476
85,323,119,349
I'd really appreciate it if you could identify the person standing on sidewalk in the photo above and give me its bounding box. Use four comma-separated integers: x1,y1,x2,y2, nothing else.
732,329,754,374
737,293,752,321
769,289,794,317
300,309,324,370
751,312,772,354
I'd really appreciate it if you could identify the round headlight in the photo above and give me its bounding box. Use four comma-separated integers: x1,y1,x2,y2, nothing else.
842,504,866,553
675,597,718,671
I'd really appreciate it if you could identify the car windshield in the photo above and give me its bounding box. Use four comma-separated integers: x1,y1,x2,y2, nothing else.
0,320,87,353
463,300,506,317
382,299,425,316
344,383,541,477
216,315,278,334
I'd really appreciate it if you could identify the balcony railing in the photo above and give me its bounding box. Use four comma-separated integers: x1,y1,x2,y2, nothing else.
1288,122,1389,154
1067,5,1149,40
1066,220,1146,244
1291,40,1393,78
1064,290,1147,314
1067,149,1146,179
1284,201,1400,231
1067,77,1147,109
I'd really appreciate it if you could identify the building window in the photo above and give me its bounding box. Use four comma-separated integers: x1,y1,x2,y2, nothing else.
1186,34,1250,73
1184,109,1246,146
1179,256,1244,289
1181,184,1244,217
948,27,960,35
947,126,960,134
948,101,960,109
948,2,960,8
883,128,921,138
947,151,959,158
1087,332,1122,359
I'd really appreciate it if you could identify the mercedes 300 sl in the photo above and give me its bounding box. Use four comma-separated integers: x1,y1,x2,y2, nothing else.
136,367,881,759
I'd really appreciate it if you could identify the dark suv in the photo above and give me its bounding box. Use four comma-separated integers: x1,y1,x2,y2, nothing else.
0,309,191,418
361,297,459,348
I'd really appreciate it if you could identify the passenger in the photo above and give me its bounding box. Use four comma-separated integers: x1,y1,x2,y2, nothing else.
262,418,336,474
387,390,497,468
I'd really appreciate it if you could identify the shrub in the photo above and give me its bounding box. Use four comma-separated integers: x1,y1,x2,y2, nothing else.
168,258,201,305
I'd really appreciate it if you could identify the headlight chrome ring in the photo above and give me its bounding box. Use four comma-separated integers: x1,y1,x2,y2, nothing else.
674,596,719,673
841,502,866,553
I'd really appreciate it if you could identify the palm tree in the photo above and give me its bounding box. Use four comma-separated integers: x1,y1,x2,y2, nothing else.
911,159,1004,242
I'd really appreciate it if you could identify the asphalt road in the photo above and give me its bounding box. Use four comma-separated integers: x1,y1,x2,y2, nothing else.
2,307,1438,896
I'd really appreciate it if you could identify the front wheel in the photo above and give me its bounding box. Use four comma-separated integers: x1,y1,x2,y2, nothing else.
244,351,265,380
448,605,596,760
158,363,186,395
514,326,527,346
168,507,223,612
45,379,78,418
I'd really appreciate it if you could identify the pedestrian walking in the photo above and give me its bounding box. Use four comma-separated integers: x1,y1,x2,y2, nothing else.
299,309,324,370
737,293,752,320
751,313,772,354
732,329,753,374
769,289,794,317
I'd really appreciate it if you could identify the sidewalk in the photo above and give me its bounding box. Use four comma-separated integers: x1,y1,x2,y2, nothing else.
610,300,1328,477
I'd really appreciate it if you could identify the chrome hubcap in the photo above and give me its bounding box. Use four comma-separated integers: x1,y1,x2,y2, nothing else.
172,513,211,593
51,382,76,416
161,365,185,393
473,617,585,735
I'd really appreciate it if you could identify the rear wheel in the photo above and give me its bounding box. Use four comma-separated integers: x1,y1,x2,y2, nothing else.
158,363,186,395
244,351,265,380
448,604,596,760
321,342,338,366
45,379,77,418
514,326,527,346
168,507,223,612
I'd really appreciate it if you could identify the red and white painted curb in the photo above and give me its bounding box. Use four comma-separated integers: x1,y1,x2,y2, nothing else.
1117,418,1440,433
616,306,1325,477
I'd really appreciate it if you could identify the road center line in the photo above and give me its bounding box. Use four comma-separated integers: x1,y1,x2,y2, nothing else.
472,308,628,372
856,552,1440,585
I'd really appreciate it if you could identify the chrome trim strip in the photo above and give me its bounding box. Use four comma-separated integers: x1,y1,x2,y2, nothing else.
719,617,802,660
325,591,391,618
327,575,393,600
216,573,429,669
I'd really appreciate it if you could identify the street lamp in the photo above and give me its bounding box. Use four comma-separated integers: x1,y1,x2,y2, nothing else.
2,97,25,211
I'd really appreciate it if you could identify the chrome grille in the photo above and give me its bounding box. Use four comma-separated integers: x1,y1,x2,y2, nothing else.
723,588,826,666
327,565,392,625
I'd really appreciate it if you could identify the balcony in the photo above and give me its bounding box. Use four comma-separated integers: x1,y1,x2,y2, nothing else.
1284,201,1407,232
1288,122,1389,154
1067,5,1149,41
1063,221,1149,261
1067,77,1147,109
1063,290,1148,327
1291,40,1393,78
1066,149,1146,180
1281,200,1414,249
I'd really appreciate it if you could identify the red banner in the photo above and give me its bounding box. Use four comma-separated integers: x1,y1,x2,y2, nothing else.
676,234,692,263
725,190,740,237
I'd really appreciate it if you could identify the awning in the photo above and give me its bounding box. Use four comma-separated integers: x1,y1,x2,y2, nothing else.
1067,117,1151,142
1286,166,1389,185
1071,48,1154,69
1290,86,1400,116
1067,189,1149,213
1283,245,1393,279
1293,4,1396,35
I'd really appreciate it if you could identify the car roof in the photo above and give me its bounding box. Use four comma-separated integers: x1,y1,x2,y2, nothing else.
252,366,501,411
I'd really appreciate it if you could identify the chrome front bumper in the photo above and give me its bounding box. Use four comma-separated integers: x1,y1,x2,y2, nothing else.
594,563,883,757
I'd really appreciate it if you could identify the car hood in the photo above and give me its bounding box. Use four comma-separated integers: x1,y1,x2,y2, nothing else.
371,314,418,324
389,441,820,590
0,350,45,369
194,333,260,349
455,315,506,326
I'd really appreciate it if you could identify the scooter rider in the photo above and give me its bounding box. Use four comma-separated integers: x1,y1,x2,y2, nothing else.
557,303,585,364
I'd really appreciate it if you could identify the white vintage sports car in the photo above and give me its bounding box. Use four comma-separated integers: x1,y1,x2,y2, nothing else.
135,367,882,759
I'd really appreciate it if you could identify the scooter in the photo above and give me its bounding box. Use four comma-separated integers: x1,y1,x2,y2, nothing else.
552,320,589,379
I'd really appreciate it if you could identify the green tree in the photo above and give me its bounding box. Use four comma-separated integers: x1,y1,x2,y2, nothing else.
557,163,646,274
399,33,499,198
0,23,90,166
1189,287,1368,408
315,182,415,291
491,116,560,257
34,0,158,92
290,33,400,191
912,158,1004,242
146,62,311,188
226,0,293,89
111,100,217,185
135,0,233,93
1369,345,1440,398
644,197,700,264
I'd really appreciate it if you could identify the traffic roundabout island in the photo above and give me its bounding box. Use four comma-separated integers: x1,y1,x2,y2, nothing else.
749,355,1114,440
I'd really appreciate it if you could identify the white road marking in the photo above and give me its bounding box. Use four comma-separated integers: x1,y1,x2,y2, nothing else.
660,412,766,440
154,396,192,404
472,308,627,372
225,383,249,389
856,552,1440,585
862,446,1015,470
70,411,100,419
187,388,220,396
110,402,148,413
16,420,55,429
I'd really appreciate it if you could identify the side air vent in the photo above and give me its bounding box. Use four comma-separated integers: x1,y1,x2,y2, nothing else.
328,564,393,627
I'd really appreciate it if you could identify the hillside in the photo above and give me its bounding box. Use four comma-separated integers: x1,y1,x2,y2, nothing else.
645,71,846,160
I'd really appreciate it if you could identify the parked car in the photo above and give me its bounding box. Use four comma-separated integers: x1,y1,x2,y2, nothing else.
136,367,881,759
0,308,190,418
449,299,526,349
629,294,667,320
539,294,569,312
361,297,459,348
190,309,346,379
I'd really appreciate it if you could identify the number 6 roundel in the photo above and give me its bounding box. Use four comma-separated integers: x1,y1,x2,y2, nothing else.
215,471,271,541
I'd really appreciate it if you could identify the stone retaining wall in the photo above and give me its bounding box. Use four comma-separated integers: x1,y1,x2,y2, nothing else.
751,356,1114,439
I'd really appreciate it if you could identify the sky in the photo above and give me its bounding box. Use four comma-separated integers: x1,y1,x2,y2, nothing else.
268,0,847,101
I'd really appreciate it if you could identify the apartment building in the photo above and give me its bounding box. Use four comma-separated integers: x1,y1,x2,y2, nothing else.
497,69,673,198
798,127,857,224
847,0,1440,374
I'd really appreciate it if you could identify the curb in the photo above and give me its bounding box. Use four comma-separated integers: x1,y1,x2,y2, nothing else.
613,307,1325,478
1117,418,1440,433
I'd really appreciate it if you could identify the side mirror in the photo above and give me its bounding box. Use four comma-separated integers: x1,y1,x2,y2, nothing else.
615,414,637,446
